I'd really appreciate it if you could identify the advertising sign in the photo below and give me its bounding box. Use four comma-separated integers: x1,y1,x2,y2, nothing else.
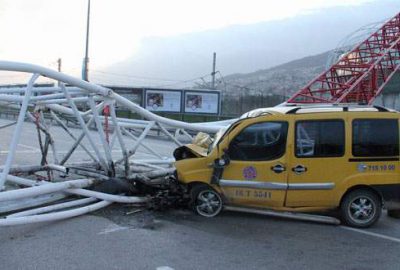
184,91,219,114
144,89,182,112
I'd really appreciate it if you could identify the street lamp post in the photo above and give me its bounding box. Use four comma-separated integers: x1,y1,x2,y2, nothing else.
82,0,91,82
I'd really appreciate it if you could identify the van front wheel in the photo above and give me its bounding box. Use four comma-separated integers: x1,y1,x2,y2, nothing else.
341,189,382,228
190,185,223,217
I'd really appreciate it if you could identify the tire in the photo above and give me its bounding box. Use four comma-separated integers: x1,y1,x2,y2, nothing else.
190,185,223,217
387,209,400,219
340,189,382,228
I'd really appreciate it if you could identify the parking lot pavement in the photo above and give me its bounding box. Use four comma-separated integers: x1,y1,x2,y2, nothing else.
0,207,399,270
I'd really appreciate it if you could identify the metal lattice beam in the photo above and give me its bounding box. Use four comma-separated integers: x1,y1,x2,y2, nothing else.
288,12,400,105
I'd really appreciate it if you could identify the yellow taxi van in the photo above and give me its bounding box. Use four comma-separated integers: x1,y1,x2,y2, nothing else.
173,104,400,228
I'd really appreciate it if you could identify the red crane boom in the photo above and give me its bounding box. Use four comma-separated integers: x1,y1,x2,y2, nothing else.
287,12,400,105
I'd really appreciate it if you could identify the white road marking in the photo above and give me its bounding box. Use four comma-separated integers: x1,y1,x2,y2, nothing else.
98,224,128,235
340,226,400,244
156,267,175,270
0,150,40,154
18,143,40,151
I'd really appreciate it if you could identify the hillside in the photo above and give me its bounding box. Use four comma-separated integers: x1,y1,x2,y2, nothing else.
220,51,330,98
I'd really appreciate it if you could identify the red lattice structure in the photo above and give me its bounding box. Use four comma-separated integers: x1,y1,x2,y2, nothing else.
287,12,400,105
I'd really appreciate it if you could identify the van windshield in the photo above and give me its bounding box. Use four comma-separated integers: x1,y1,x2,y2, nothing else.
208,126,229,154
207,120,244,154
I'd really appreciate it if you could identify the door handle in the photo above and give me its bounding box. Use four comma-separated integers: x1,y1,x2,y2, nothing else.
292,165,307,174
271,164,285,174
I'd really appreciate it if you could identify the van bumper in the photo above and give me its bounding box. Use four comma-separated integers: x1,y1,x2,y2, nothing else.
371,184,400,210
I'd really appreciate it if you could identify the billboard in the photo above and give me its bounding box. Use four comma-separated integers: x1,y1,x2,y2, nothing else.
184,91,219,114
144,89,182,112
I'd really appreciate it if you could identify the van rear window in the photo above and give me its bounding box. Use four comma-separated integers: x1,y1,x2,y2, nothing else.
352,119,399,157
296,120,345,158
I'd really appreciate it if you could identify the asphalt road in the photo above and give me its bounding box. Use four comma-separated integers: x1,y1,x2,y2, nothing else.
1,208,400,270
0,118,400,270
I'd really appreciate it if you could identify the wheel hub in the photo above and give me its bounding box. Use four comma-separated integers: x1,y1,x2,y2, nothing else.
349,197,374,221
196,190,222,217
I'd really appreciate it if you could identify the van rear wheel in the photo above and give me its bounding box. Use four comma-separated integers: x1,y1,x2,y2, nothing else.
190,185,223,217
340,189,382,228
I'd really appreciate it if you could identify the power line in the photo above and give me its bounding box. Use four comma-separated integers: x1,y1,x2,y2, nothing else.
91,70,195,83
154,74,212,88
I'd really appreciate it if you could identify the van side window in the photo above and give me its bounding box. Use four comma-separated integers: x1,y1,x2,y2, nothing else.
296,120,345,157
352,119,399,157
228,122,288,161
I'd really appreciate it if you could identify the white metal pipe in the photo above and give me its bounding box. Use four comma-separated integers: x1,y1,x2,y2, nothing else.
0,94,24,102
110,131,118,150
62,84,109,171
121,127,163,158
6,174,149,204
65,189,148,203
8,197,97,218
31,93,79,101
46,101,227,131
37,96,103,105
115,121,155,164
109,103,129,174
50,111,98,163
0,200,112,226
82,101,105,116
0,61,111,96
0,73,39,190
0,178,96,202
130,159,175,164
132,161,166,170
45,164,68,174
157,122,183,146
88,96,113,166
0,193,66,214
0,86,84,94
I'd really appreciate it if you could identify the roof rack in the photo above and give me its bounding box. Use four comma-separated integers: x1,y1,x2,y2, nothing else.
285,104,391,114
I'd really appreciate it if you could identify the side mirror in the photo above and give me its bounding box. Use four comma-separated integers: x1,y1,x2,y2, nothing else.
210,150,230,185
214,150,230,168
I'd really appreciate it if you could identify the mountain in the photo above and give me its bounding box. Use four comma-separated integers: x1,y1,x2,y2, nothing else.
219,51,330,98
103,0,400,85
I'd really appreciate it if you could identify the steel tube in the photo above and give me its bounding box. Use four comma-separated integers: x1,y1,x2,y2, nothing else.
121,127,162,158
0,73,39,190
0,61,111,96
0,200,112,226
88,96,113,166
62,84,109,171
7,197,98,218
0,193,66,214
6,174,148,204
50,111,97,163
115,121,155,164
0,178,96,202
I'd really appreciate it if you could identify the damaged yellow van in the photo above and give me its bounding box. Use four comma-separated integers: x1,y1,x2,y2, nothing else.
174,105,400,228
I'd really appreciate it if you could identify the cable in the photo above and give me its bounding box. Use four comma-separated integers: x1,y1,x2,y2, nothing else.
91,70,189,83
152,74,212,88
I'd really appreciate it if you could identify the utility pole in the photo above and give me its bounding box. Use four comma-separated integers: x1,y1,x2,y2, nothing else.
211,52,216,89
57,58,62,72
57,58,62,86
82,0,91,81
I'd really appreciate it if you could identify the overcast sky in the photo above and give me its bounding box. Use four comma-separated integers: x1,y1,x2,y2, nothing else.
0,0,397,85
